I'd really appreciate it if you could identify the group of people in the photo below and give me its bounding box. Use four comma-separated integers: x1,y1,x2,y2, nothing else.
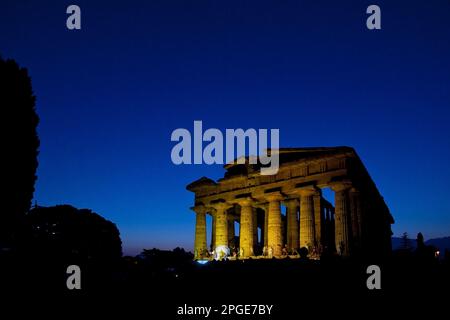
196,244,324,260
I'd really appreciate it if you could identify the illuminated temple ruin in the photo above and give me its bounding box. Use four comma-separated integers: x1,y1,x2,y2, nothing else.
187,147,394,259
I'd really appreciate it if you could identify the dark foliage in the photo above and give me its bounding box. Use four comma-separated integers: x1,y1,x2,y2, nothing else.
137,247,193,273
0,57,39,248
25,205,122,262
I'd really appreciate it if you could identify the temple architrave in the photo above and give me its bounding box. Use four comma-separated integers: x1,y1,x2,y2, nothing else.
187,147,394,260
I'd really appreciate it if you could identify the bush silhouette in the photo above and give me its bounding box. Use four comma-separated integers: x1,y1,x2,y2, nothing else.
26,205,122,262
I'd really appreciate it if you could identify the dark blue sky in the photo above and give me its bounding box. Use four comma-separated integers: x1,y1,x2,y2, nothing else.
1,1,449,255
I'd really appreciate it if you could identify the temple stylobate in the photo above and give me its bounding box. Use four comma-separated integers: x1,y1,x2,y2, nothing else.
187,147,394,260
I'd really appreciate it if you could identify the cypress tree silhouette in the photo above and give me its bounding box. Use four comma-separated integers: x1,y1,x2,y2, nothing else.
401,232,411,251
0,57,39,250
417,232,425,249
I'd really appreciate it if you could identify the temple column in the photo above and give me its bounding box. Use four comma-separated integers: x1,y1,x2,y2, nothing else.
323,206,329,248
252,208,258,249
330,207,335,250
331,182,352,256
192,205,207,259
212,202,230,249
324,204,335,250
298,188,316,250
264,206,269,247
313,191,322,247
349,188,362,249
237,198,254,257
256,203,269,248
286,199,299,251
228,215,235,249
211,212,216,251
266,193,284,257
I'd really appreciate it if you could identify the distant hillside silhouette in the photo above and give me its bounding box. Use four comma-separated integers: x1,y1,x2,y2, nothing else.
426,237,450,254
392,236,450,253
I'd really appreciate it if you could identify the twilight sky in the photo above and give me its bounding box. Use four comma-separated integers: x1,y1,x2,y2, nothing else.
1,0,449,255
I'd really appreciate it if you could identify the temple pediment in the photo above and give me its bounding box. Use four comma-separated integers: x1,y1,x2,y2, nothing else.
186,177,217,192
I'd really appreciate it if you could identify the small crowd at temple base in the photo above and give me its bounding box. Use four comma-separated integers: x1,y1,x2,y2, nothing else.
197,244,321,261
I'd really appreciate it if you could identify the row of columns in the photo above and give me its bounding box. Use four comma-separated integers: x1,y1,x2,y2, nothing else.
193,182,362,259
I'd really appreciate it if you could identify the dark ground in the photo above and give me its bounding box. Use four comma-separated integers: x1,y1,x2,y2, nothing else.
1,254,449,318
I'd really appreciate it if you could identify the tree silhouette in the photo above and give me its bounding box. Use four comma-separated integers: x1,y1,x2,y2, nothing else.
401,232,411,251
26,205,122,262
417,232,425,249
0,57,39,250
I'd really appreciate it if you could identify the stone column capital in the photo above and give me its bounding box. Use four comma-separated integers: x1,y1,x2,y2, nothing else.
349,187,360,194
329,180,353,193
191,205,207,214
264,191,284,202
283,198,299,208
234,197,254,207
210,201,233,212
290,185,318,197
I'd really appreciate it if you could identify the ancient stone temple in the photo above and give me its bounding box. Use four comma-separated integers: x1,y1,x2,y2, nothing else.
187,147,394,260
